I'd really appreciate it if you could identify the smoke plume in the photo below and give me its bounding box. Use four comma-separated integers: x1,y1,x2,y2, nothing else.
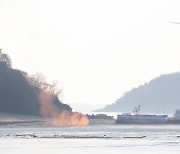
38,91,89,126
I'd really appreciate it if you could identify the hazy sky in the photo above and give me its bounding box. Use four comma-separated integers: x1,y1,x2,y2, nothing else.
1,0,180,111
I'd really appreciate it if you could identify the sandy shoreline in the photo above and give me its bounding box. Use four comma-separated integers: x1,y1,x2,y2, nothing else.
0,113,116,127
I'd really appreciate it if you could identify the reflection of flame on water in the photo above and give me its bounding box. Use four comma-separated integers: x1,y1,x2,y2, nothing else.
38,91,89,126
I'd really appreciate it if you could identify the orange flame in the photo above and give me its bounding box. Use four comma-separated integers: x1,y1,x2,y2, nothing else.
38,91,89,126
51,111,89,126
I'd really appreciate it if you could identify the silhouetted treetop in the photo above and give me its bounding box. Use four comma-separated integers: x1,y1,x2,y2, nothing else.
0,50,12,68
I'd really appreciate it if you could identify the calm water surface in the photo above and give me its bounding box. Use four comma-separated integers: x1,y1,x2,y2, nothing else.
0,125,180,154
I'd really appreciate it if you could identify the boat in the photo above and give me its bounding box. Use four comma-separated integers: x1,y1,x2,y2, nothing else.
115,105,180,124
115,113,167,124
116,105,168,124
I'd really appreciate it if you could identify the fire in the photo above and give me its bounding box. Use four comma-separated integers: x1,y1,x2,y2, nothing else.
38,91,89,126
51,111,89,126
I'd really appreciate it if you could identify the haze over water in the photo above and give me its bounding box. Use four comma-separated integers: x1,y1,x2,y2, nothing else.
1,0,180,153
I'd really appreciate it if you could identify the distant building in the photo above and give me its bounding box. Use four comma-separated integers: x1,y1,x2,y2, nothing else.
174,109,180,120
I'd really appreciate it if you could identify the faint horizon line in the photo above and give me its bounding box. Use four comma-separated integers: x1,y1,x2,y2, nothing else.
166,22,180,24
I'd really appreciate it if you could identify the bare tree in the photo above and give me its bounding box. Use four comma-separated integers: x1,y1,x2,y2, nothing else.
27,73,62,97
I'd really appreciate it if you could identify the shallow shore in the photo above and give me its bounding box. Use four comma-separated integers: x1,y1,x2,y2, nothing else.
0,119,116,127
0,113,116,127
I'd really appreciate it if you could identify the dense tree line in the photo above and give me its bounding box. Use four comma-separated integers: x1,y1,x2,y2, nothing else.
0,50,71,116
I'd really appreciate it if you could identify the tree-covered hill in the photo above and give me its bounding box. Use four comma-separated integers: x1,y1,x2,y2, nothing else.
0,51,71,116
96,72,180,114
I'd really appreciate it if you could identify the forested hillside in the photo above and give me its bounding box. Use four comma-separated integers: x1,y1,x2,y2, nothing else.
0,51,71,116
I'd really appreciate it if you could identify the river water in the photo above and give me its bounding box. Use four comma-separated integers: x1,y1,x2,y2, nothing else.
0,124,180,154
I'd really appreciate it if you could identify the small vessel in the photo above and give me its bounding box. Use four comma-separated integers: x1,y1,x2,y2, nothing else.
115,105,180,124
115,105,167,124
115,113,167,124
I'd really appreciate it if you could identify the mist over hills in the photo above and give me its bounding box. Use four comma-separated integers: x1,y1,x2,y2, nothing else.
96,72,180,114
0,51,72,116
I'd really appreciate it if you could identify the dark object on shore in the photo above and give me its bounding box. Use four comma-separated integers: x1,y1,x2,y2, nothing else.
87,114,114,120
123,136,146,139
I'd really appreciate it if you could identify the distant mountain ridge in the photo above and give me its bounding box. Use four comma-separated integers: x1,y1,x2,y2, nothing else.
95,72,180,114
